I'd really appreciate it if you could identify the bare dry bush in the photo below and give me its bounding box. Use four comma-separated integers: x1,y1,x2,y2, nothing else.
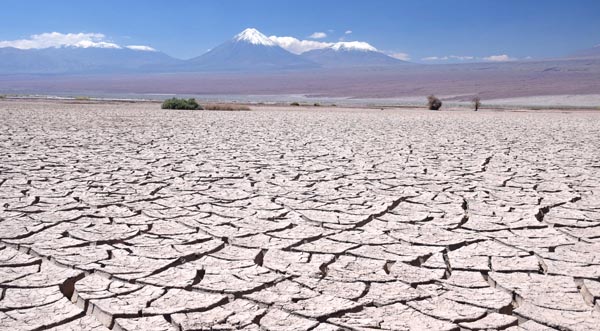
427,95,442,110
472,97,481,111
203,103,251,111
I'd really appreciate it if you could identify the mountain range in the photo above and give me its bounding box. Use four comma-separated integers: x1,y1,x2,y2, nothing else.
0,28,599,100
0,28,597,75
0,28,409,74
0,47,179,74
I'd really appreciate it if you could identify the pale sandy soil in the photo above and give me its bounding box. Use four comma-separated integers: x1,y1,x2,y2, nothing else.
484,94,600,108
1,100,599,330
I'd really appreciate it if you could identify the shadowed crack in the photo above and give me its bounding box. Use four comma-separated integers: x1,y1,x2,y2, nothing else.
481,155,493,172
59,273,86,301
145,242,225,278
254,249,267,267
186,269,205,289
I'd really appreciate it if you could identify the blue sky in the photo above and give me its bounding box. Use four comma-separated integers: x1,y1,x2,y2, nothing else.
1,0,599,62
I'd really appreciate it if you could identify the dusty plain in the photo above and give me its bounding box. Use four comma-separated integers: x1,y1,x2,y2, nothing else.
1,100,600,330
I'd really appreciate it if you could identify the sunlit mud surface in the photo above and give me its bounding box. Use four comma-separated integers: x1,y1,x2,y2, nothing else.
1,101,599,330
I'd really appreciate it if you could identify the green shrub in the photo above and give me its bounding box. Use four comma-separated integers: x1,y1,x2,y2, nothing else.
75,96,90,101
290,102,300,106
314,103,320,107
161,98,202,110
0,95,6,99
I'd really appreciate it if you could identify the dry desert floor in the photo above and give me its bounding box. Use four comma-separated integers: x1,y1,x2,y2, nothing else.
1,100,600,331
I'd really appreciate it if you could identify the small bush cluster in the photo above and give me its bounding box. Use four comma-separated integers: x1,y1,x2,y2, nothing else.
290,102,300,106
427,95,442,110
203,103,250,111
0,95,6,99
161,98,202,110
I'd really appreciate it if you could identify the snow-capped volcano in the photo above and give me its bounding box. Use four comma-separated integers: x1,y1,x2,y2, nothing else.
188,28,318,71
301,41,407,68
330,41,378,52
234,28,276,46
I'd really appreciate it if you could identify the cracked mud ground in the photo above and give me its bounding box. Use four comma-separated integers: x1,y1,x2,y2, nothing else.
1,101,600,331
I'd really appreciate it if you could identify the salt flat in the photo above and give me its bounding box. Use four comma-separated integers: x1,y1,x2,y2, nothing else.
1,100,599,330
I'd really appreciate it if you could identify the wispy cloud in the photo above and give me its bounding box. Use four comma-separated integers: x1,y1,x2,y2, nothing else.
422,55,474,61
345,30,353,35
269,35,378,54
0,32,155,51
483,54,515,62
0,32,120,49
309,32,327,39
390,52,410,61
422,54,515,62
451,55,474,61
268,36,331,54
126,45,156,52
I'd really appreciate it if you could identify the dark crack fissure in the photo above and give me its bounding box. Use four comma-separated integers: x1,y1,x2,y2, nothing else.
185,269,205,290
481,155,493,172
145,242,225,278
535,196,581,224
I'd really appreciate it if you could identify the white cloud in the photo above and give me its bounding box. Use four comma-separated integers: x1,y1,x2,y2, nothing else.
390,52,410,61
269,35,379,54
309,32,327,39
422,56,444,61
422,55,474,61
345,30,353,34
0,32,158,52
483,54,514,62
126,45,157,52
268,36,332,54
0,32,122,49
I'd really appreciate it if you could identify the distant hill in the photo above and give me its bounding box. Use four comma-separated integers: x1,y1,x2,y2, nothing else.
0,47,181,74
568,45,600,59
